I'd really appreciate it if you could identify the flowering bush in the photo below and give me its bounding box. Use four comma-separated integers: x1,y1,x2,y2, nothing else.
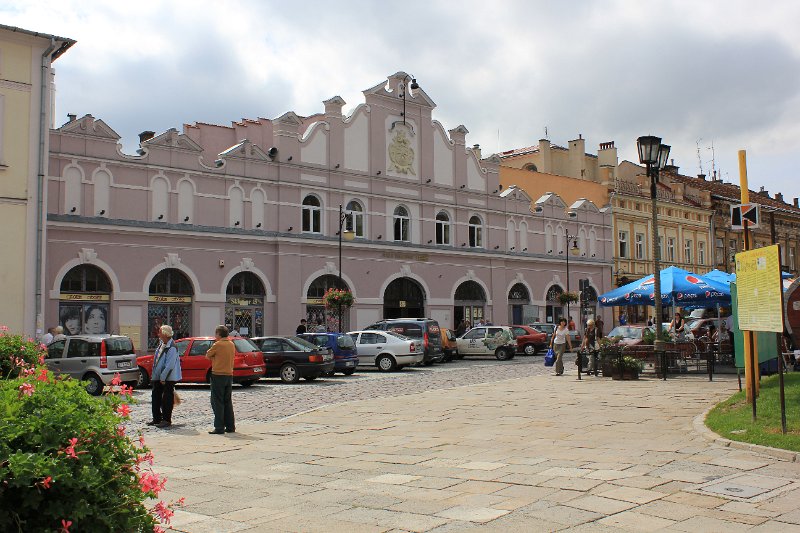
323,288,354,308
557,292,579,305
0,331,181,532
0,326,45,378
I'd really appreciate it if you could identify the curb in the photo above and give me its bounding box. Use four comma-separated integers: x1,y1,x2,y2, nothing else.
693,407,800,462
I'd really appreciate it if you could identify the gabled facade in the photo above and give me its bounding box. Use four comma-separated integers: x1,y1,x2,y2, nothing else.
0,24,73,335
46,72,612,351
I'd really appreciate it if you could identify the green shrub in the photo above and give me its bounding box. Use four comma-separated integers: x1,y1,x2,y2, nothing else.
0,330,181,532
0,327,45,378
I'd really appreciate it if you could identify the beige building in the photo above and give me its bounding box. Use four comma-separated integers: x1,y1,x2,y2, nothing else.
0,24,73,335
499,138,715,324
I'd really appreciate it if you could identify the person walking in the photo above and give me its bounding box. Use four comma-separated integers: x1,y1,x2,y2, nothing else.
148,325,182,429
206,325,235,434
550,317,572,376
295,319,307,335
568,316,576,331
581,319,599,374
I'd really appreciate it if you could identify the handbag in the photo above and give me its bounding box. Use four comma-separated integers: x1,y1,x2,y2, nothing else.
544,348,555,367
173,391,182,407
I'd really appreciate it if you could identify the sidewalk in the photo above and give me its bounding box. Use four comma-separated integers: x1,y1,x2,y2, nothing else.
147,374,800,532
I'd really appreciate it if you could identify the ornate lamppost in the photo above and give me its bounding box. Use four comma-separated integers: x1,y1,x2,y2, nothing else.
398,74,419,125
563,224,581,322
337,204,355,332
636,136,670,356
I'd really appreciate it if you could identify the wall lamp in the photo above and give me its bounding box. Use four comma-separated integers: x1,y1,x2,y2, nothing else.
376,170,381,175
426,178,431,183
256,222,262,228
376,234,382,239
99,210,105,215
287,226,293,231
70,207,76,213
591,253,596,257
158,214,164,220
427,239,432,243
184,216,190,222
460,184,466,189
494,245,500,250
510,246,515,250
214,159,224,167
523,247,528,251
287,156,293,161
547,249,553,254
335,164,340,168
461,243,467,247
234,221,240,226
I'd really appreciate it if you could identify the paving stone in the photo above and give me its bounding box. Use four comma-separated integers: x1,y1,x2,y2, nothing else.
435,505,510,523
597,486,666,504
563,494,638,515
330,507,451,531
455,461,508,470
597,510,676,531
446,480,509,494
366,474,422,485
666,514,753,532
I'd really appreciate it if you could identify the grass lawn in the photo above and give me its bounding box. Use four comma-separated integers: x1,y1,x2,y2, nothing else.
706,372,800,452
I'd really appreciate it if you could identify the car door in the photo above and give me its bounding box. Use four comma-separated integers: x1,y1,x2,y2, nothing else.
184,339,211,381
258,337,285,375
355,332,380,365
457,328,486,355
45,339,67,376
62,338,91,379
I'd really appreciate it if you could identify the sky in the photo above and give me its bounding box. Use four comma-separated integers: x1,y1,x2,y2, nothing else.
5,0,800,199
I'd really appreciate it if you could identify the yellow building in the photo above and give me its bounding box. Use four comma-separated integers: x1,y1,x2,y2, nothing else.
0,24,73,335
499,138,715,324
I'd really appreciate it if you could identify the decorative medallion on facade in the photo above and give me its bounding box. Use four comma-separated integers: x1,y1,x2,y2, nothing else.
241,258,254,271
164,253,182,268
388,129,416,175
78,248,97,264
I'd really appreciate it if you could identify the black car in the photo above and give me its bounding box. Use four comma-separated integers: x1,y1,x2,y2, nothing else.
365,318,444,365
250,336,334,383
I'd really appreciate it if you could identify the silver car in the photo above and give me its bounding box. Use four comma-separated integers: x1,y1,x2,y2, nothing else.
347,330,423,371
45,334,139,395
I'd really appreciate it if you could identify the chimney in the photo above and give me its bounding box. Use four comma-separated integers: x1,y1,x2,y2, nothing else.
67,113,77,122
775,192,784,203
472,144,481,159
794,197,799,208
697,173,706,181
759,186,769,196
138,130,156,143
599,141,615,150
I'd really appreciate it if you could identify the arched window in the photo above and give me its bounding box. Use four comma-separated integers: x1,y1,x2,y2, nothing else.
435,211,450,245
306,275,350,331
225,272,266,337
59,265,113,336
468,215,483,248
393,205,410,242
346,200,364,238
148,268,193,349
302,195,321,233
523,163,538,172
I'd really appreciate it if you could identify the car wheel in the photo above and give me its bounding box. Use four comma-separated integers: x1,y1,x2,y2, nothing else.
377,354,396,372
422,358,435,366
523,344,537,356
342,368,356,376
239,380,257,387
136,367,151,388
495,348,512,361
280,363,300,383
84,373,104,396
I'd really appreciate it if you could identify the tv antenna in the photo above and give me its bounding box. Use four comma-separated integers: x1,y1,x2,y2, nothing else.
696,139,704,175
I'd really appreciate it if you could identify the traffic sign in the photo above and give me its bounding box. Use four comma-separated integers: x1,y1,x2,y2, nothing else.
731,203,760,230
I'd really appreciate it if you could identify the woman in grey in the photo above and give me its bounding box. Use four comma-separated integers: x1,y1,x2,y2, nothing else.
550,317,572,376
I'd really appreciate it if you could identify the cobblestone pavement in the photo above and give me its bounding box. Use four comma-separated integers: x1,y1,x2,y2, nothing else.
130,354,575,433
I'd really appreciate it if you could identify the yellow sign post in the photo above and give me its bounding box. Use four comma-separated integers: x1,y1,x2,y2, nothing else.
738,150,760,408
735,245,784,333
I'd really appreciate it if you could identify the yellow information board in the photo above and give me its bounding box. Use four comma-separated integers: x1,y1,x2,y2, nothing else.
735,244,783,332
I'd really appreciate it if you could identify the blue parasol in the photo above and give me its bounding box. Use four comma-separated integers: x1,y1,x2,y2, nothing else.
598,266,731,307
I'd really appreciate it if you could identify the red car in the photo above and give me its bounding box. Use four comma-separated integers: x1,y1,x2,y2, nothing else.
511,325,548,355
136,337,265,388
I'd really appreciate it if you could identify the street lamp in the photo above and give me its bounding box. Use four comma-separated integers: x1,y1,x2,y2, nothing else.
337,204,355,332
563,227,580,323
636,136,670,347
398,74,419,125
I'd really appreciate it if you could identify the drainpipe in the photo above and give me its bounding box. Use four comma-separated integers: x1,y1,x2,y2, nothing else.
36,38,57,337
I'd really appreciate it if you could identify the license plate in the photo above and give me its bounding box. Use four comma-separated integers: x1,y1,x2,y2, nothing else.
117,361,132,369
345,361,355,367
253,367,262,373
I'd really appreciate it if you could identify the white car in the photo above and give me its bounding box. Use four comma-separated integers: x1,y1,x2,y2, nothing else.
456,326,517,360
347,330,424,371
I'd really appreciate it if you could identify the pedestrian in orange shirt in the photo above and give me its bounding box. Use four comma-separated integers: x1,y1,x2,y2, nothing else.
205,325,236,434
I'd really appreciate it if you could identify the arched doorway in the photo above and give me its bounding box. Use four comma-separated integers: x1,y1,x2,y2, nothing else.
545,285,564,324
383,277,425,319
59,264,112,336
454,280,486,327
225,272,265,337
508,283,534,325
148,269,193,350
580,285,599,328
306,275,349,332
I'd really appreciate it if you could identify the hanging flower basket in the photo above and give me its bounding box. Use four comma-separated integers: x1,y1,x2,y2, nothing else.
558,292,579,305
323,288,354,309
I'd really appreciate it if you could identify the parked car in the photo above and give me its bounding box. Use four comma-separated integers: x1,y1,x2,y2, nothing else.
529,323,582,350
605,326,648,346
137,336,265,388
365,318,444,365
440,327,458,361
251,336,334,383
297,332,359,375
348,330,423,371
455,326,517,360
46,334,139,395
511,325,547,355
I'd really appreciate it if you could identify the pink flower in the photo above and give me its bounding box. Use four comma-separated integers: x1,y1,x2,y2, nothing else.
136,451,154,465
153,526,165,533
40,476,52,489
139,435,146,447
116,404,131,417
36,368,49,382
138,471,166,495
64,437,79,459
18,382,35,397
60,519,72,533
21,367,35,376
1,325,9,331
111,373,122,386
38,354,45,365
153,500,174,523
118,384,134,396
116,425,126,438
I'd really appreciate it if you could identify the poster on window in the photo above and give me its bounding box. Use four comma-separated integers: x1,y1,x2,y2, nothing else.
59,303,110,335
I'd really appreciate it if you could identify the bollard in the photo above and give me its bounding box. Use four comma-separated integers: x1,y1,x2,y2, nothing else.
577,350,582,380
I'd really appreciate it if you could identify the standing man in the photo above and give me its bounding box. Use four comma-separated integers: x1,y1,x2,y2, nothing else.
568,316,576,331
41,326,55,346
206,325,235,434
296,318,307,335
580,319,599,375
148,325,182,429
595,315,604,339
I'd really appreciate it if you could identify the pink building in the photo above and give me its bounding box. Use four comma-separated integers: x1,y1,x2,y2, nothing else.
45,72,612,352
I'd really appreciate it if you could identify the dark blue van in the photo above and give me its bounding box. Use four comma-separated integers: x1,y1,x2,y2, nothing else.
298,332,359,375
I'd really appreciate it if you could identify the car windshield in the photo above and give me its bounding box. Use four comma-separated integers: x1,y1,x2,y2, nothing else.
104,337,133,356
287,336,320,351
385,331,412,341
607,326,643,339
233,339,259,352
